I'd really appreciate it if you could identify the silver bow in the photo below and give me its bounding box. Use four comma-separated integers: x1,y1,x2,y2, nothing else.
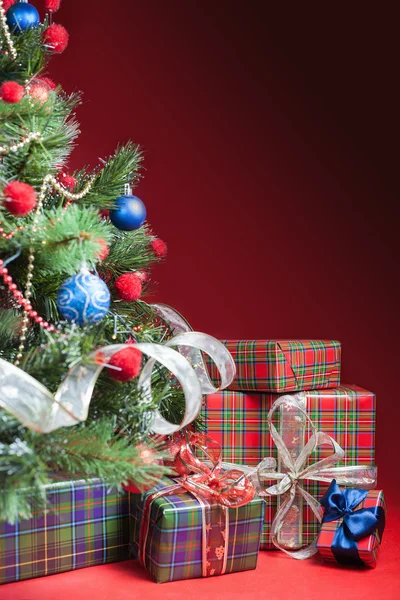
221,393,377,559
0,306,235,435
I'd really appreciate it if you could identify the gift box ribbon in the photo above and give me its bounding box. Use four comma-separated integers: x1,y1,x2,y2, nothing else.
320,479,385,565
219,393,377,559
138,430,255,577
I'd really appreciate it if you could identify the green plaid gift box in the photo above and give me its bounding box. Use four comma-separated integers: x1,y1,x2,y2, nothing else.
0,477,129,584
205,340,341,392
129,477,265,583
201,384,376,550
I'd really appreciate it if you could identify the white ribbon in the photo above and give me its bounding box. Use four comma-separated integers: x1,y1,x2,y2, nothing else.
152,303,235,395
220,394,377,559
0,306,235,434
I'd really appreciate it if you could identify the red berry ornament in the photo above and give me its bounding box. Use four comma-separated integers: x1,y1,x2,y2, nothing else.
96,238,109,261
45,0,61,11
151,238,168,258
0,81,24,104
2,181,37,216
3,1,16,12
42,24,69,54
58,172,77,191
108,346,142,382
114,273,142,302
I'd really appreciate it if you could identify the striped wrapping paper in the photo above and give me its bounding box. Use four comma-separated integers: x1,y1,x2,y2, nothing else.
0,477,129,585
201,384,376,550
129,478,264,583
205,340,341,392
317,490,385,567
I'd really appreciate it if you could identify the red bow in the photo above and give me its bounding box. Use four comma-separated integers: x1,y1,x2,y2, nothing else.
165,430,255,507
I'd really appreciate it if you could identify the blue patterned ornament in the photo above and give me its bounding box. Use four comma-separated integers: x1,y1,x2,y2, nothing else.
110,195,146,231
57,271,110,325
6,1,40,34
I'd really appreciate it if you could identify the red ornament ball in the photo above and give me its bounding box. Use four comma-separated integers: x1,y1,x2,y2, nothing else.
0,81,24,104
123,444,161,493
114,273,142,302
99,209,110,220
138,443,158,465
45,0,61,11
136,271,149,282
28,81,50,105
42,24,69,54
122,480,145,494
151,238,168,258
96,238,109,261
108,346,142,382
37,77,57,91
2,181,37,216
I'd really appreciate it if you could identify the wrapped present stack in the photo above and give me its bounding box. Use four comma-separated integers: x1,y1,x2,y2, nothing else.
0,336,385,586
202,340,383,559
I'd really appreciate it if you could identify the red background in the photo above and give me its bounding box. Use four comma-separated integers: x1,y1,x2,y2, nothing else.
52,0,398,498
3,1,399,598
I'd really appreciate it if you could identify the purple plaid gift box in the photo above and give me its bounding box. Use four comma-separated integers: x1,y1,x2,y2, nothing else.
129,477,265,583
0,476,129,584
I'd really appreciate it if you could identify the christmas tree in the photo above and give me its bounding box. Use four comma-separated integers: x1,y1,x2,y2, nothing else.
0,0,187,523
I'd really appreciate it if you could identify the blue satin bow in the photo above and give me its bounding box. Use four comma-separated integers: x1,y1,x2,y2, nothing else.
320,479,385,566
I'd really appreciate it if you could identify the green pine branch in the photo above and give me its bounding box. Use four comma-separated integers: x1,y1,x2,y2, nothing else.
26,205,112,276
0,23,49,83
83,143,144,207
0,419,170,524
0,10,181,524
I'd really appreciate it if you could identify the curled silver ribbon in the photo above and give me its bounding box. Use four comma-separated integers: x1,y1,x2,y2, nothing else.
0,309,235,434
220,394,377,559
152,303,235,394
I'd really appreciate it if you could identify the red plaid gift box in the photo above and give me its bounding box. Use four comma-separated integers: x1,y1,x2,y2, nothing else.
201,384,376,549
317,489,386,568
205,340,341,392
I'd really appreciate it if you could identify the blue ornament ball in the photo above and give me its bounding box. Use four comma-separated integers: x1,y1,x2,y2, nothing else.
57,271,110,326
110,195,147,231
6,2,40,34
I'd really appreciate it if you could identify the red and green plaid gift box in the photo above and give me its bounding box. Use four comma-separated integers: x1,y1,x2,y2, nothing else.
0,477,129,585
129,477,264,583
205,340,341,392
201,384,376,549
317,489,386,567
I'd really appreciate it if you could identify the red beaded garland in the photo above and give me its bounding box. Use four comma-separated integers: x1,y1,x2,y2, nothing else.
0,264,55,332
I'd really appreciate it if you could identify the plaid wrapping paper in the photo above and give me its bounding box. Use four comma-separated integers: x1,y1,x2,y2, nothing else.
205,339,341,392
201,384,376,549
129,477,264,583
0,477,129,585
317,490,386,567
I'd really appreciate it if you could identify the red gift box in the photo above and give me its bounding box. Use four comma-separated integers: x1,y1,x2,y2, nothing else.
205,339,341,392
202,384,376,549
317,489,386,568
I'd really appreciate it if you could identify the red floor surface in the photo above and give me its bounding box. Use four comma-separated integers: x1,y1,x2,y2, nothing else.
2,504,399,600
